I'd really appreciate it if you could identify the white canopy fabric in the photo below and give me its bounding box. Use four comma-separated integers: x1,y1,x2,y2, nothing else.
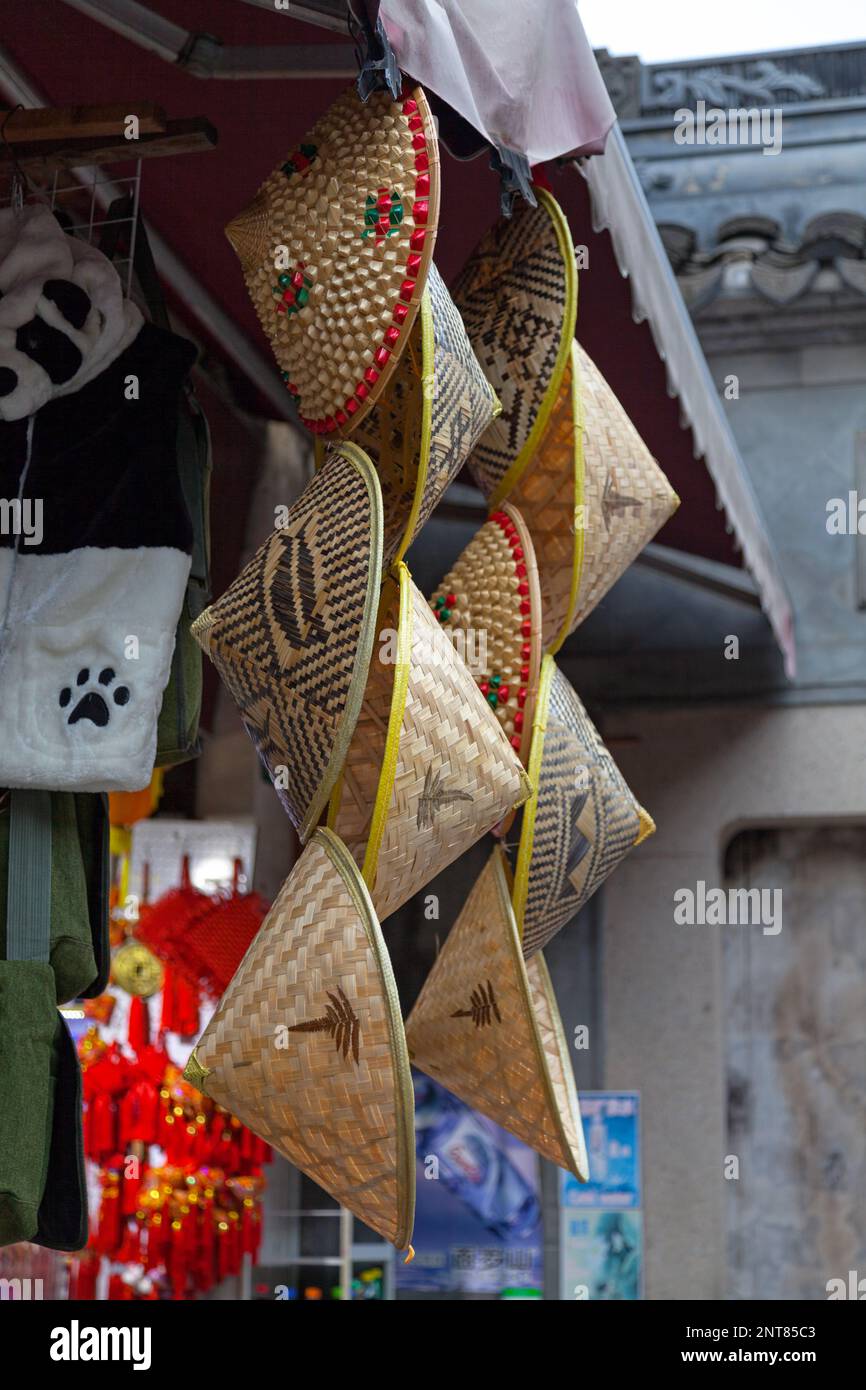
582,126,796,677
380,0,616,161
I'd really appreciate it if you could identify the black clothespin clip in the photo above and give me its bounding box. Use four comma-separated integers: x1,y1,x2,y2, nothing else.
349,2,401,103
490,146,537,218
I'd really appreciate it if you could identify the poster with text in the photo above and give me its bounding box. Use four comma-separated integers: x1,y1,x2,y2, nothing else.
560,1091,643,1300
566,1090,641,1208
397,1074,543,1295
560,1208,643,1300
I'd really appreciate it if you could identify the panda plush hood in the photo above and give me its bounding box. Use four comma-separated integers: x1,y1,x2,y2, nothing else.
0,204,142,421
0,211,196,793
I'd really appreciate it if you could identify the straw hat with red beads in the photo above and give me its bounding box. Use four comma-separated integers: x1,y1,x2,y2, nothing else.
429,503,542,768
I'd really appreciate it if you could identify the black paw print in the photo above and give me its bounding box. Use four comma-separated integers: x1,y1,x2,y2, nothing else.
59,667,130,728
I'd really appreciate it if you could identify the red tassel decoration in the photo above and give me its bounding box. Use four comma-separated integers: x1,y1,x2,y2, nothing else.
123,1078,160,1145
88,1093,117,1163
121,1157,144,1216
95,1184,122,1256
159,964,178,1034
127,995,150,1054
116,1221,142,1263
172,972,200,1038
198,1196,215,1293
71,1254,100,1300
145,1211,168,1272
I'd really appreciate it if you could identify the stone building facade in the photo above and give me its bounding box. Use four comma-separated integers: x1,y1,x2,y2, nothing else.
584,41,866,1299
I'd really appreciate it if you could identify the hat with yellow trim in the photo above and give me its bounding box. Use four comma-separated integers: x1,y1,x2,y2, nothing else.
512,656,654,959
406,845,589,1181
327,562,532,921
185,828,415,1250
454,187,679,653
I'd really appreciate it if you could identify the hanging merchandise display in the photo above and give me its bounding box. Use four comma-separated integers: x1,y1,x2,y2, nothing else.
428,503,543,767
127,214,213,772
0,204,142,422
406,845,589,1182
192,445,384,839
136,858,268,1001
0,787,109,1006
327,559,532,920
0,208,199,793
184,827,415,1252
77,1031,267,1300
108,770,165,831
453,186,680,652
0,15,690,1295
225,84,440,437
68,824,269,1301
155,381,212,768
195,444,530,880
512,656,654,959
0,791,91,1251
343,261,498,564
133,857,217,969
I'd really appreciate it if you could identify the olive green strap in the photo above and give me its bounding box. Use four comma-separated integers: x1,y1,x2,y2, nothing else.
5,789,52,963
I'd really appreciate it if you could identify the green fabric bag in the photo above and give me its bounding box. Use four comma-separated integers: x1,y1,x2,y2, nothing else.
0,791,89,1251
33,1016,88,1252
127,212,211,770
0,791,108,1006
0,958,58,1246
155,383,212,766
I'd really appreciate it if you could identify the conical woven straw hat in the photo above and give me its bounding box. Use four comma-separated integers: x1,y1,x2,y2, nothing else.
452,185,575,503
565,342,679,634
226,84,440,437
406,845,588,1180
513,657,654,959
347,261,499,565
184,828,414,1249
191,444,383,839
507,341,680,650
429,503,542,768
328,563,532,921
454,189,679,652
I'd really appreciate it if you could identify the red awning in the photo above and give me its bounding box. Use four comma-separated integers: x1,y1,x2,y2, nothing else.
0,0,795,674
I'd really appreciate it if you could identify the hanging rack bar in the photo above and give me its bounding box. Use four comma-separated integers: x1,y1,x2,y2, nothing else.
1,102,167,143
0,45,295,422
59,0,357,78
3,116,218,175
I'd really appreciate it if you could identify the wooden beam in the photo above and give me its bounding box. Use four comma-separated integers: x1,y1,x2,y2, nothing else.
1,117,218,174
1,102,167,142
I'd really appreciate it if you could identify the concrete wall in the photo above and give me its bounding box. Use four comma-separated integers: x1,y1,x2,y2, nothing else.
707,344,866,692
600,699,866,1299
724,824,866,1300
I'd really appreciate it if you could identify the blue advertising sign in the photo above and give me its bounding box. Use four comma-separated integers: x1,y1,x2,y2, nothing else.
397,1074,543,1295
564,1090,641,1208
560,1091,642,1300
560,1208,643,1300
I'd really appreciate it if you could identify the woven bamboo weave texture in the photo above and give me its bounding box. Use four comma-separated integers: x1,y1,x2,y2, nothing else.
354,261,497,563
334,578,531,921
186,830,414,1248
225,85,440,434
518,663,648,959
429,502,542,768
191,448,381,838
453,192,570,497
507,344,581,651
406,847,586,1177
568,342,680,629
